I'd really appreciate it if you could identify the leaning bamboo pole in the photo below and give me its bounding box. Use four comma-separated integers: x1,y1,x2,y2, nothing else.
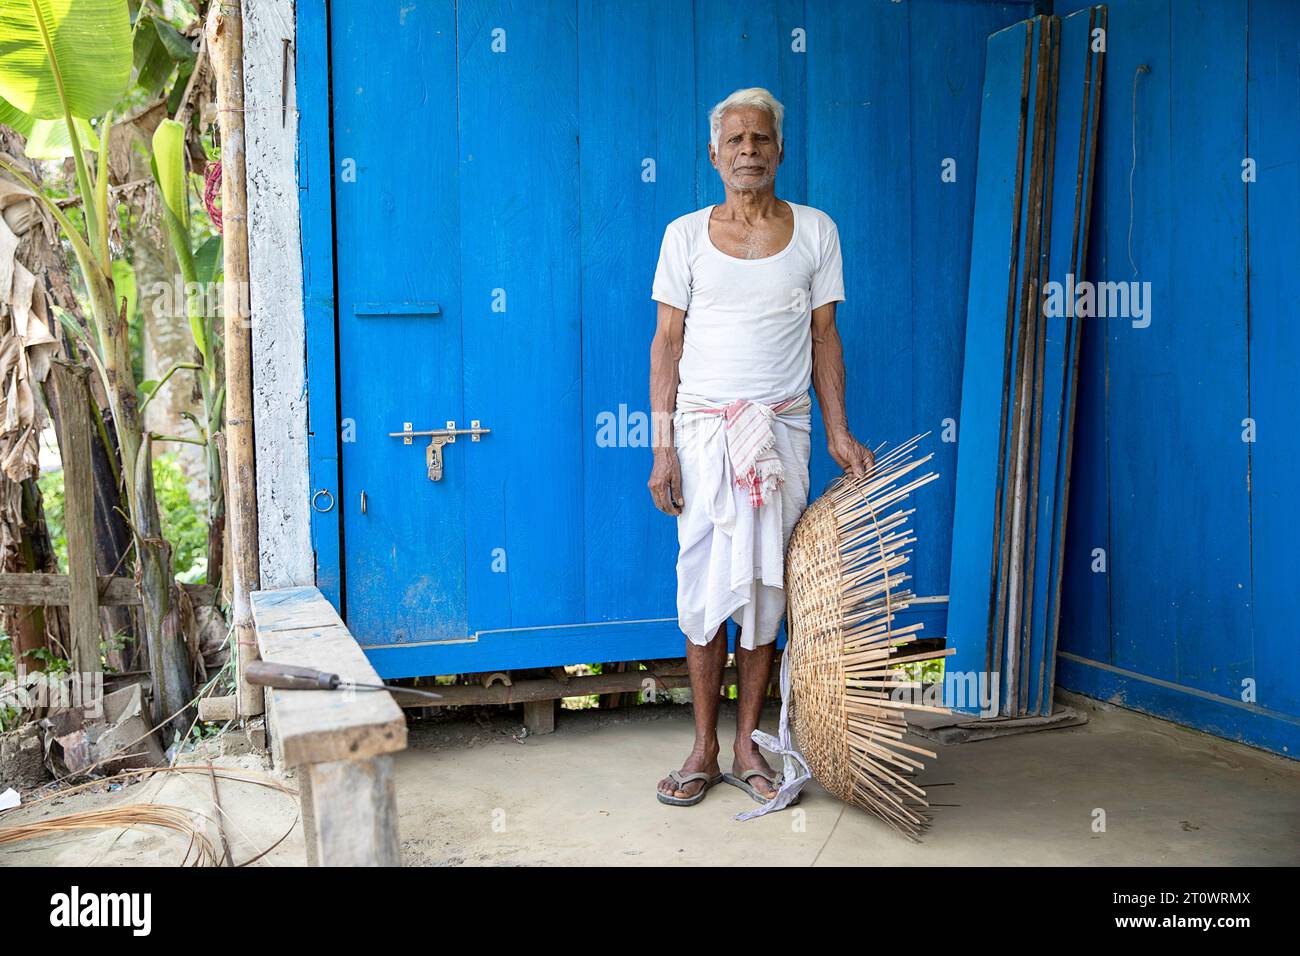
208,2,263,718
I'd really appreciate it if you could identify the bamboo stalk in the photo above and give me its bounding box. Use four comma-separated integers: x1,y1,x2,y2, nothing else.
208,2,263,720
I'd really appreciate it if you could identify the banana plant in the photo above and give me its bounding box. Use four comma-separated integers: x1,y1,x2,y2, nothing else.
0,0,194,731
151,116,225,592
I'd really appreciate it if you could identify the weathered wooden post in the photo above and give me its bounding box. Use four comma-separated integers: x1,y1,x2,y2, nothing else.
47,361,100,678
251,587,406,866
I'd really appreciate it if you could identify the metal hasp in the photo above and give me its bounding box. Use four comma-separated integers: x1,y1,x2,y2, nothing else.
388,420,490,481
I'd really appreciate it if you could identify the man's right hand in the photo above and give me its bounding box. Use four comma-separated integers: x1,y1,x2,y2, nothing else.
648,450,685,515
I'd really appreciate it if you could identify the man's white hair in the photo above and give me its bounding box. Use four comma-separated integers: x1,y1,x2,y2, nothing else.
709,87,785,152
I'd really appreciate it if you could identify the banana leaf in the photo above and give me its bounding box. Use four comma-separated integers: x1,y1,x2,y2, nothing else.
0,0,132,120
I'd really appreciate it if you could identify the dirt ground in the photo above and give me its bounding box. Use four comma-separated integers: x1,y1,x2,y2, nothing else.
0,749,303,867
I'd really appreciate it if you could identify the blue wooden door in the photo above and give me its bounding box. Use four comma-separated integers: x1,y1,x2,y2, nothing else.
329,1,472,674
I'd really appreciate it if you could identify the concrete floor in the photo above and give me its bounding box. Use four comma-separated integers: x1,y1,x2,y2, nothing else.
395,691,1300,866
4,691,1296,866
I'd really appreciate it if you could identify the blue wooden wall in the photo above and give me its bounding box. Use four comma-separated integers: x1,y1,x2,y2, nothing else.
300,0,1034,677
297,0,1298,754
1055,0,1300,756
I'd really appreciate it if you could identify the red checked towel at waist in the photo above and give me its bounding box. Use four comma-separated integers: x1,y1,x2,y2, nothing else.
683,395,807,508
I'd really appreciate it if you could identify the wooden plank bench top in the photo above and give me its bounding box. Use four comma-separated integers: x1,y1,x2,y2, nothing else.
250,586,407,767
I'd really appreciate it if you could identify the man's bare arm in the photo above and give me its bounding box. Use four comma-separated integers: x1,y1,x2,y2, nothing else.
811,301,874,478
648,300,686,514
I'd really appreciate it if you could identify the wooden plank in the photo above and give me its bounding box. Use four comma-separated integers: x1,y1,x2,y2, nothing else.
946,19,1035,710
1017,13,1065,715
388,664,739,707
578,0,692,627
1055,3,1114,680
908,0,1030,603
996,15,1054,716
248,584,343,632
0,573,216,607
986,21,1037,713
305,755,400,866
250,586,406,767
458,0,584,633
1107,0,1252,694
295,0,343,606
806,0,913,495
1245,0,1300,722
47,362,99,676
1033,5,1106,716
911,705,1086,744
245,0,312,591
1024,6,1078,714
330,0,467,647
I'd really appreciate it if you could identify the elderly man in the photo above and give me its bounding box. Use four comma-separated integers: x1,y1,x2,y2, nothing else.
649,87,873,808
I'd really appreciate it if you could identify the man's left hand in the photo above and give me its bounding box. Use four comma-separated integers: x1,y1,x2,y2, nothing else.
828,428,874,478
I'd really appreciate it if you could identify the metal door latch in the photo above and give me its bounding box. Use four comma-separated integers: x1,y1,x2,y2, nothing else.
388,420,490,481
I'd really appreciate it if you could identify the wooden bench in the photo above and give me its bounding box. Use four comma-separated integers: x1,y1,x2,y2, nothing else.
250,586,406,866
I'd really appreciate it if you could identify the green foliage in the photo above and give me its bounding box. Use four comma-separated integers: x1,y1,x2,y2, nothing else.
152,453,207,581
0,0,214,723
899,657,945,685
0,634,14,730
25,646,69,675
132,13,195,101
36,467,66,574
22,114,100,159
100,629,130,674
35,453,207,580
111,257,146,388
0,0,133,120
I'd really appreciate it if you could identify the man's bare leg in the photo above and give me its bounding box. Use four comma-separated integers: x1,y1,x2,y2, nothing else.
656,622,728,800
733,633,778,798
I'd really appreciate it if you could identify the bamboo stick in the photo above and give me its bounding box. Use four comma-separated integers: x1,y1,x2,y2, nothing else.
208,2,263,719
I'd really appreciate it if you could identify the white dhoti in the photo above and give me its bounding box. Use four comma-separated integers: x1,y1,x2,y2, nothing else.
673,392,813,649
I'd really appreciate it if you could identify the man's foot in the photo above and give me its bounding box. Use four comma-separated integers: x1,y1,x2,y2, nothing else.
731,748,779,799
657,750,721,801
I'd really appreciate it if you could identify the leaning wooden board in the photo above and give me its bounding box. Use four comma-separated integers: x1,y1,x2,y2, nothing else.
994,14,1053,716
250,586,407,767
948,10,1105,717
1031,5,1105,716
946,17,1039,712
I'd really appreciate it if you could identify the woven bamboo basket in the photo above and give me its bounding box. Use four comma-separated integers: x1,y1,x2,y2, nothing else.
784,434,950,840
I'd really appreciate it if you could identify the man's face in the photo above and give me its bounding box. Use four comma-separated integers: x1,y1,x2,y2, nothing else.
710,106,783,192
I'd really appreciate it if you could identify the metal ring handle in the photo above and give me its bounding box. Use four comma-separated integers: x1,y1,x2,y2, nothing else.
312,488,335,513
